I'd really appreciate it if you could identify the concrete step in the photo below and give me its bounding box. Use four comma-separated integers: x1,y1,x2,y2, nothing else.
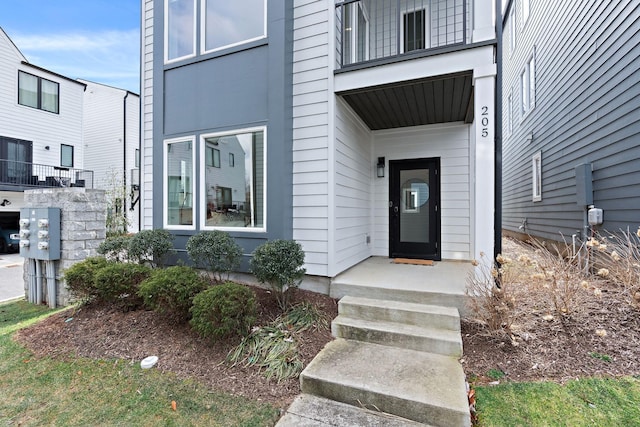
301,339,470,427
329,282,468,315
338,296,461,331
332,315,463,357
276,394,429,427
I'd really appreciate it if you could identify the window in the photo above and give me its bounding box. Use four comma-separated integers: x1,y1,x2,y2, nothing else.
60,144,74,167
521,52,536,116
164,137,195,228
18,71,59,113
509,6,516,54
532,151,542,202
201,127,265,230
206,146,220,168
506,92,513,136
403,9,427,53
202,0,266,53
0,136,32,182
522,0,530,25
165,0,196,62
343,2,369,65
135,148,140,168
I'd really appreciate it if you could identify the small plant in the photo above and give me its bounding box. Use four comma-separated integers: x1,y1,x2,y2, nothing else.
486,368,506,381
93,263,153,308
138,266,209,320
128,229,175,268
589,352,612,363
250,239,306,311
186,231,242,282
277,302,328,332
62,257,112,304
190,282,257,341
97,234,132,262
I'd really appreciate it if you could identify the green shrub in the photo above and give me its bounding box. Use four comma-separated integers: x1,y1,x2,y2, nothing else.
97,234,132,262
250,240,306,310
62,257,112,303
138,266,209,320
186,231,242,282
128,229,175,268
190,282,257,341
93,263,153,307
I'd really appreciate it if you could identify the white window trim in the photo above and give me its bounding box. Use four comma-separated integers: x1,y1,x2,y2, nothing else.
346,1,370,63
520,50,536,119
532,151,542,202
200,0,267,56
163,136,197,230
522,0,530,26
506,91,513,137
509,6,516,55
199,126,267,233
164,0,197,64
400,6,430,54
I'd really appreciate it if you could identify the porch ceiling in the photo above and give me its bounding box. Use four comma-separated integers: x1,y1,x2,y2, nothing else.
338,71,474,131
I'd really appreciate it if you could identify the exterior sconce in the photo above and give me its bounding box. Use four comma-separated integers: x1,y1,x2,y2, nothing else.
377,157,385,178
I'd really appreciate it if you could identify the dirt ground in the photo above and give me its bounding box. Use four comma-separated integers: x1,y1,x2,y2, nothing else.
14,238,640,411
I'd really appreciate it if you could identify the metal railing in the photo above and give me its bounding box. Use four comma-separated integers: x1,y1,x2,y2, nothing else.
0,159,94,189
335,0,471,68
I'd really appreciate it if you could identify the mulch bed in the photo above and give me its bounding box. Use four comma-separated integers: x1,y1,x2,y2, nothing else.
15,286,337,409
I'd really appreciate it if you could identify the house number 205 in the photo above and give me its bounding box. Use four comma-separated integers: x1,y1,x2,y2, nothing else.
481,106,490,138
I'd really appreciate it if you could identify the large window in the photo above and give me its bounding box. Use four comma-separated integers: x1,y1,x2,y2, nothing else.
521,52,536,117
164,137,195,228
18,71,59,114
343,2,369,65
60,144,74,167
165,0,196,62
202,0,266,53
201,128,265,230
532,151,542,202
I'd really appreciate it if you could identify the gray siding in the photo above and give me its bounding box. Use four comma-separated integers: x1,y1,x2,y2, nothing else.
502,0,640,241
152,1,293,259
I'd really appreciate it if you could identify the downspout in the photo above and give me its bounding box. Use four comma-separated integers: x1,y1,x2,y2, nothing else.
123,91,129,229
494,0,504,259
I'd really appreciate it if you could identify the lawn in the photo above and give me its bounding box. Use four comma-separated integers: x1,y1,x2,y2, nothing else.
475,377,640,426
0,300,279,427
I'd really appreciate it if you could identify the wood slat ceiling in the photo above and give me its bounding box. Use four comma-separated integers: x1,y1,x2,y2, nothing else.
338,71,474,131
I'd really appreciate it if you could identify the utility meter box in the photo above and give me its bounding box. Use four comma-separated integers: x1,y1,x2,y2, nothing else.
19,208,61,260
588,207,603,226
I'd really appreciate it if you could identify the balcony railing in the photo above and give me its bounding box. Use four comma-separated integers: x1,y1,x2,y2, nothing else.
335,0,471,68
0,159,94,189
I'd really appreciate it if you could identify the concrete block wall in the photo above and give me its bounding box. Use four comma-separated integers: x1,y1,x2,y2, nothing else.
23,188,107,306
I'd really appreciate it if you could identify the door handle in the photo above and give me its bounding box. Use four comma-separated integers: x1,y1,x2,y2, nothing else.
393,206,398,213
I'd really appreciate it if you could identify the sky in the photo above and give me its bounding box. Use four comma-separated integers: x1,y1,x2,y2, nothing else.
1,0,140,93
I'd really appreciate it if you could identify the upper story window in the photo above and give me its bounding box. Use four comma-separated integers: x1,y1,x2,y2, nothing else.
60,144,74,167
506,91,513,137
522,0,530,25
521,51,536,117
202,0,266,53
509,6,516,55
18,71,59,114
165,0,196,62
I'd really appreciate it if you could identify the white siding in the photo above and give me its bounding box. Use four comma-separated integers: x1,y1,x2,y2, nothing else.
0,29,84,188
141,0,154,229
292,0,332,276
334,98,373,273
373,123,471,260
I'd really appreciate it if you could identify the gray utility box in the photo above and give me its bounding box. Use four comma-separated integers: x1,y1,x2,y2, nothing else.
19,208,61,260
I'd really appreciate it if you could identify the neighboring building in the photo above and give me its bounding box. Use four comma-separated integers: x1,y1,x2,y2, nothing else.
0,27,90,233
141,1,498,279
80,80,141,233
502,0,640,241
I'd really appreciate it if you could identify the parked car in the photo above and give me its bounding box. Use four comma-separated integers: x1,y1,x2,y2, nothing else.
0,226,19,253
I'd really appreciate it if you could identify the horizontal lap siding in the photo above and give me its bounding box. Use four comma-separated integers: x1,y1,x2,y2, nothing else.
141,0,154,229
502,0,640,240
293,0,331,276
334,99,372,273
374,124,471,260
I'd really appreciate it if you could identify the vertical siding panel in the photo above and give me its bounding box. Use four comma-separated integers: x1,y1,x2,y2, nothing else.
141,0,154,229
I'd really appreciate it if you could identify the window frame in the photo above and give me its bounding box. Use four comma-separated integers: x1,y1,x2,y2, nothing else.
18,71,59,114
509,6,516,55
164,0,197,64
522,0,530,26
163,136,197,230
200,0,267,55
520,50,536,118
532,151,542,202
199,126,267,233
401,7,428,54
60,144,74,167
506,91,513,136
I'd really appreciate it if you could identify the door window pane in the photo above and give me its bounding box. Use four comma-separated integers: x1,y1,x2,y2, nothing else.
166,138,194,226
400,170,430,243
204,0,266,52
203,128,265,229
167,0,195,61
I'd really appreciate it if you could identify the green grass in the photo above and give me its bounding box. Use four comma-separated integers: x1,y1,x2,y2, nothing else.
475,376,640,426
0,300,280,426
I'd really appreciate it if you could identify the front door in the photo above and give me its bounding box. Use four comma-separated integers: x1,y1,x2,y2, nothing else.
389,158,440,260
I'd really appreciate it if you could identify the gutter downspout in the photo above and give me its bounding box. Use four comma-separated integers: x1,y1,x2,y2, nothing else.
123,91,129,229
494,0,504,259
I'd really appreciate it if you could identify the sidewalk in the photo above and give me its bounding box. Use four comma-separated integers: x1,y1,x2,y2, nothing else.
0,253,24,302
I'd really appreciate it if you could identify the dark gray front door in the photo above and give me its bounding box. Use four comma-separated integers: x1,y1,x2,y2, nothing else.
389,158,440,260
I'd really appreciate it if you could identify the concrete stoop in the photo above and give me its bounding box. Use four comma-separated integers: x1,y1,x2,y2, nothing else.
299,339,469,427
332,296,463,357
